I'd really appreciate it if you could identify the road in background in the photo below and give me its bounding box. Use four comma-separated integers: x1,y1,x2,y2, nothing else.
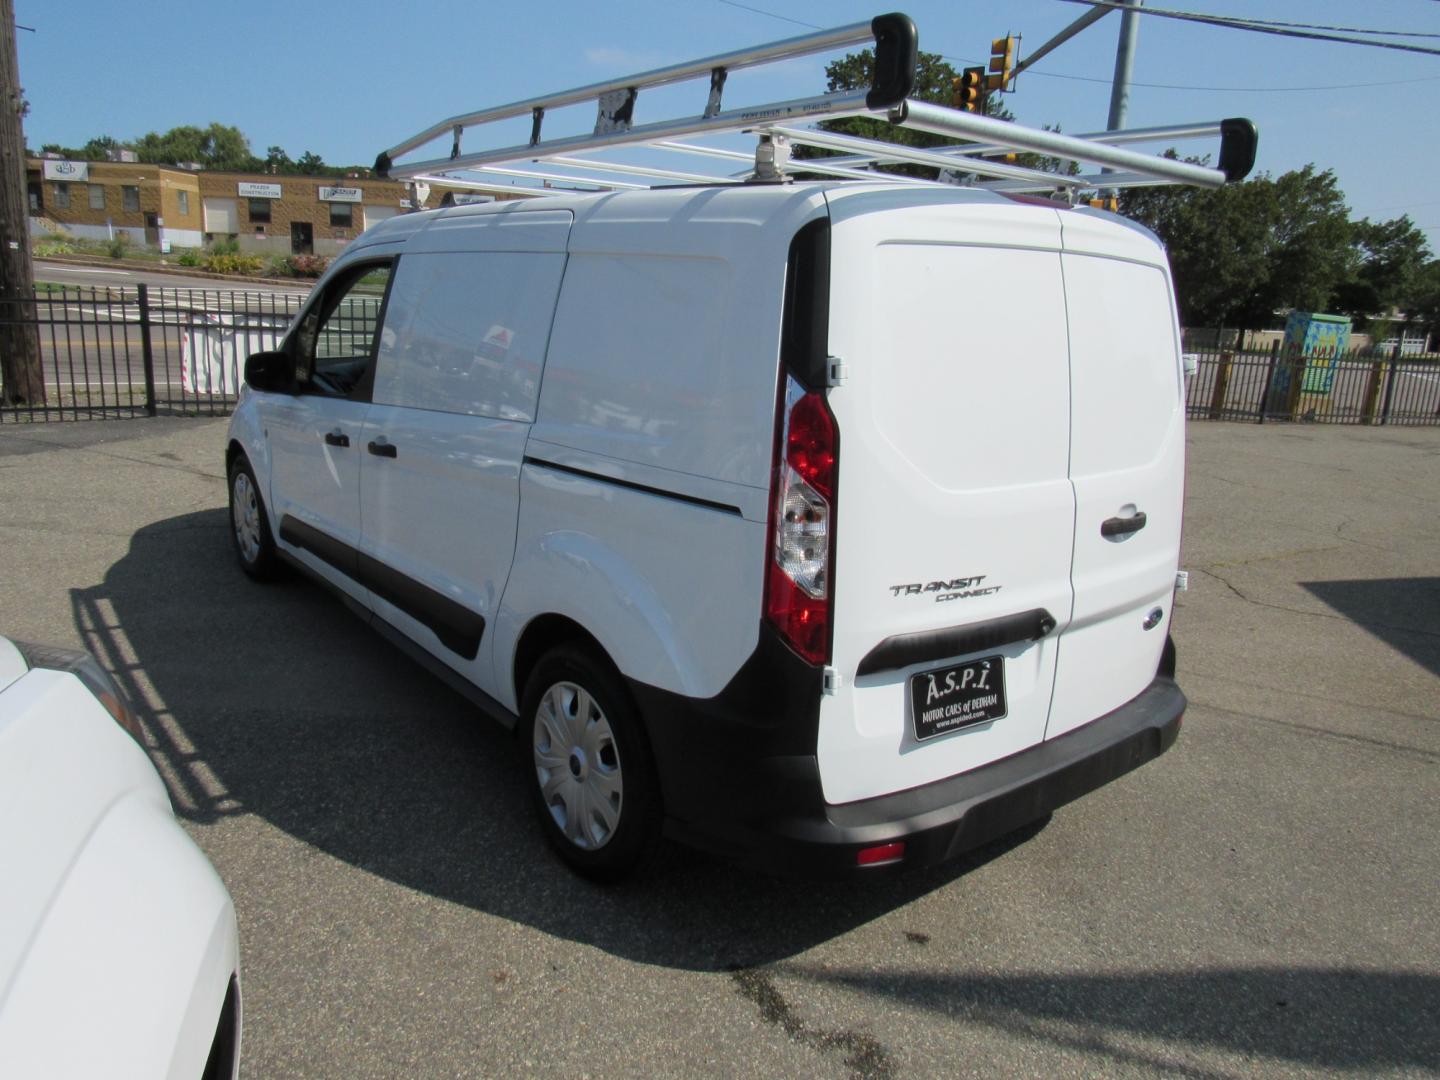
36,260,314,296
0,418,1435,1078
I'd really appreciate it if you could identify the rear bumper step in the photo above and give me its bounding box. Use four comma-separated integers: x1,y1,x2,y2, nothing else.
665,674,1184,877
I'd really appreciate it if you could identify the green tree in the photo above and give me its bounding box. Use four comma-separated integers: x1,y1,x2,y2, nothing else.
1407,260,1440,348
1124,164,1352,331
134,122,258,170
295,150,326,174
1333,215,1433,330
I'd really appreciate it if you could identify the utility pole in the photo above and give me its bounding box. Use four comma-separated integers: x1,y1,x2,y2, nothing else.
0,0,42,406
1106,0,1142,133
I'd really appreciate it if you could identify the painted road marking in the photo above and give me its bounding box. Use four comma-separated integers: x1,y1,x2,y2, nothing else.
47,267,132,276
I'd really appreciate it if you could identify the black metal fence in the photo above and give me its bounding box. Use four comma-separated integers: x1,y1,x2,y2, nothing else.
1184,343,1440,426
0,285,305,423
5,284,1440,427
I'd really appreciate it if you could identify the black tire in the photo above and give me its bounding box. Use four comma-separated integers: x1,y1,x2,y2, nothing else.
520,645,662,882
227,453,281,581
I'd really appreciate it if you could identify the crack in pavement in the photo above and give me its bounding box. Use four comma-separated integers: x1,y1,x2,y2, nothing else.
1189,699,1440,765
730,966,894,1080
1188,567,1440,641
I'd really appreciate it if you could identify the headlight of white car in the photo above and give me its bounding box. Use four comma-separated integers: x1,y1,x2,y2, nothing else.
11,639,144,744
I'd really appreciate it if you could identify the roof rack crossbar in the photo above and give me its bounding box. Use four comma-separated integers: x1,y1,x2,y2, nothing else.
769,124,1086,188
914,120,1233,162
893,100,1231,189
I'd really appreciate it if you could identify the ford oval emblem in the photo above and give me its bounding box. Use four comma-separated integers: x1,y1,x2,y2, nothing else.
1143,607,1164,631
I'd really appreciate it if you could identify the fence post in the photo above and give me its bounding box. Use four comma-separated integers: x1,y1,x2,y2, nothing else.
1207,351,1232,420
1361,358,1387,425
1283,347,1308,421
1258,340,1281,423
137,284,157,417
1378,339,1402,426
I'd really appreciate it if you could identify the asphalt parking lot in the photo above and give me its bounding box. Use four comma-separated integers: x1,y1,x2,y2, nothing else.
1,416,1436,1078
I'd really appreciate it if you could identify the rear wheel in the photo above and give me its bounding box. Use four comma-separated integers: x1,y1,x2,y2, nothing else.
521,646,661,881
228,454,280,581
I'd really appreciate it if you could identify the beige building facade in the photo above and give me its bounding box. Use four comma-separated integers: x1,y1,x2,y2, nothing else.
28,159,205,247
28,157,530,255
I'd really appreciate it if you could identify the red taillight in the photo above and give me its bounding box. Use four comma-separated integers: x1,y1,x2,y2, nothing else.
765,377,837,666
856,841,905,867
785,392,837,501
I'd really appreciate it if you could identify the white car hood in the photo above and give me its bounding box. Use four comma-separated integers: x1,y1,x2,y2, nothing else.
0,668,170,1007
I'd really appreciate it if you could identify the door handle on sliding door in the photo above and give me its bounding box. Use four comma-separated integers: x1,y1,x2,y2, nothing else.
323,430,349,448
1101,511,1147,538
367,439,397,459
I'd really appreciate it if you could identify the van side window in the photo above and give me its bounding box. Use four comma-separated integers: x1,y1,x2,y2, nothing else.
294,263,392,398
371,252,565,422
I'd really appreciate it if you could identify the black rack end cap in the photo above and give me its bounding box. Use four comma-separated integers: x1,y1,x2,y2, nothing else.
373,151,393,179
1218,119,1258,183
868,12,918,111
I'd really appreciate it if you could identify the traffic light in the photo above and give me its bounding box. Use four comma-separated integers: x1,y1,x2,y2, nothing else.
988,35,1017,93
953,67,986,113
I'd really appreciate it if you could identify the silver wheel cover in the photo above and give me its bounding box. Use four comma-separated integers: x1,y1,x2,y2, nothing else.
533,680,623,850
232,471,262,564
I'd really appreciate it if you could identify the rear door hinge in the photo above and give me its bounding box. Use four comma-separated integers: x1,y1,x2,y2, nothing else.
823,666,841,694
827,357,847,387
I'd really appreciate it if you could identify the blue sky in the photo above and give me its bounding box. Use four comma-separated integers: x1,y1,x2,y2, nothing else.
18,1,1440,247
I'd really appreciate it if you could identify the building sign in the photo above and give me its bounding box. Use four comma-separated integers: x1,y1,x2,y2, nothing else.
452,193,495,205
238,182,282,199
43,160,89,182
318,186,362,203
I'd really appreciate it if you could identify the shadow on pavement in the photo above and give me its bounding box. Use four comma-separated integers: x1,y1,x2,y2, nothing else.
782,965,1440,1074
1302,577,1440,677
73,508,1033,972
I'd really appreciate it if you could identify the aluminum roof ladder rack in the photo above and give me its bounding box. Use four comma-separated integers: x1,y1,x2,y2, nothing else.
375,12,1258,199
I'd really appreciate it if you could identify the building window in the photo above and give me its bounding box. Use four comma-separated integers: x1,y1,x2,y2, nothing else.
122,186,140,212
89,185,105,210
329,203,353,228
177,190,190,216
52,182,70,209
248,198,272,224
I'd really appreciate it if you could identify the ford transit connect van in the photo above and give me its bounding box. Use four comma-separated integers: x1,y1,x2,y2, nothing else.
227,182,1186,878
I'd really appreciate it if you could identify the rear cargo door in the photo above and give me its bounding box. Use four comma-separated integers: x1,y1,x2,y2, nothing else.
1046,214,1185,739
817,193,1076,806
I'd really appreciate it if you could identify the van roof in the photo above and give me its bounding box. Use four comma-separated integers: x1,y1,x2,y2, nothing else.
352,180,1165,261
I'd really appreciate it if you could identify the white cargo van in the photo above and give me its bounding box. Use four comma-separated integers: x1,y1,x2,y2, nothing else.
226,14,1253,877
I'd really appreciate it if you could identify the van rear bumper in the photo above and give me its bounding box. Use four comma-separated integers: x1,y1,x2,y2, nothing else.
658,674,1184,877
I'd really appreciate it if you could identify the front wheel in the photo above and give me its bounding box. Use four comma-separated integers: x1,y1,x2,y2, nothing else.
228,453,280,581
520,646,661,881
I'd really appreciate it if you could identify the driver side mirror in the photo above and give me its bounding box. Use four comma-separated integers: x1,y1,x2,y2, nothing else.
244,349,296,393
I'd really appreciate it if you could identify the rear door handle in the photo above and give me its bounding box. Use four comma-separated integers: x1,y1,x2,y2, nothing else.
367,439,397,459
324,430,349,448
1101,511,1147,538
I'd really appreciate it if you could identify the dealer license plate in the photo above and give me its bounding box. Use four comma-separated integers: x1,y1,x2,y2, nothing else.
910,655,1007,742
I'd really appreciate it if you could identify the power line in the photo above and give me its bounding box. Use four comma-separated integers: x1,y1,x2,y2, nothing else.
1196,16,1440,39
707,0,1440,94
712,0,821,32
1056,1,1440,58
973,63,1440,93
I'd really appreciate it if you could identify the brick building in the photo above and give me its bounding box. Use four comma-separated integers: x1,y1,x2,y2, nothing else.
28,159,205,248
28,157,531,255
